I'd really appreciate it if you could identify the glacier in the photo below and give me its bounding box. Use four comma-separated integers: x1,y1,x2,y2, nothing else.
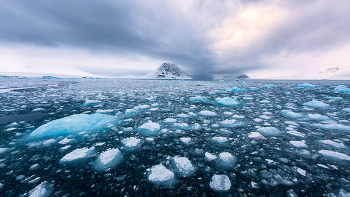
0,77,350,196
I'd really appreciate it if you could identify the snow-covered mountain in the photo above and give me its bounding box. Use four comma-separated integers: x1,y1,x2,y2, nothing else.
265,67,350,80
142,63,192,79
214,74,249,80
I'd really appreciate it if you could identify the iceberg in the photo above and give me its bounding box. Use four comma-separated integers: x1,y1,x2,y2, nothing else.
139,121,161,135
209,174,231,192
170,156,196,177
92,148,123,171
215,97,241,106
147,164,176,186
302,100,330,108
30,114,119,138
334,85,350,93
59,147,96,164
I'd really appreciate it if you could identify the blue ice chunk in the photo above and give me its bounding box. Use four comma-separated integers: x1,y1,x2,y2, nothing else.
216,152,238,169
263,84,275,88
189,96,211,103
313,122,350,131
220,119,246,127
92,148,123,171
215,97,241,106
28,181,54,197
302,100,330,108
29,114,119,137
334,85,350,93
324,96,343,100
170,156,196,177
257,127,281,135
297,83,318,88
343,108,350,113
226,87,245,92
147,164,176,186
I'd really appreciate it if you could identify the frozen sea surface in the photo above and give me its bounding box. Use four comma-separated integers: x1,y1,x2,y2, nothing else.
1,78,350,196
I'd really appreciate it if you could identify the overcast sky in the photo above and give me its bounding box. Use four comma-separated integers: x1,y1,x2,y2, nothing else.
1,0,350,79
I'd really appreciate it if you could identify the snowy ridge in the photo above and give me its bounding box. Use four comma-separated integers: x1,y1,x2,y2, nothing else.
141,63,192,79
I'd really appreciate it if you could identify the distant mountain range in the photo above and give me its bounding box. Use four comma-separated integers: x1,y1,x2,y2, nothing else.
141,63,192,79
267,67,350,80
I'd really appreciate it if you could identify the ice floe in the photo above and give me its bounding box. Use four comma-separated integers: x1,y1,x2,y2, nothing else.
215,97,241,106
92,148,123,171
139,121,161,135
257,127,281,136
209,174,231,192
170,156,196,177
318,150,350,161
30,114,119,137
303,100,330,108
27,181,53,197
59,147,96,164
147,164,175,186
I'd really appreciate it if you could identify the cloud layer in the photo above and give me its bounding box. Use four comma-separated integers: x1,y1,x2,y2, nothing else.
1,0,350,78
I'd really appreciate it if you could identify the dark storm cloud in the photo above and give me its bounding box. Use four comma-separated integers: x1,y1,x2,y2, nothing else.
1,0,350,79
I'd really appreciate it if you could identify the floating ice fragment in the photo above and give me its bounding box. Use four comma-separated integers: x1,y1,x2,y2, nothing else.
257,127,281,136
303,100,330,108
148,164,175,186
180,137,191,144
174,123,189,129
0,148,9,154
134,105,150,110
297,83,318,88
290,140,308,148
334,85,350,93
164,118,176,123
313,122,350,131
121,137,141,148
215,97,241,106
205,152,217,161
189,96,210,102
210,174,231,192
220,119,245,127
125,109,139,116
248,132,267,140
319,150,350,161
28,181,53,197
325,96,343,100
260,100,270,103
212,137,228,143
32,108,45,112
92,148,123,171
43,139,56,146
139,121,160,135
96,109,114,113
307,114,330,121
217,152,237,169
281,110,304,118
319,140,346,148
58,137,73,144
59,147,96,164
84,99,101,105
170,156,196,177
287,130,305,137
30,114,119,137
199,110,216,116
297,168,306,176
226,87,245,92
29,164,40,171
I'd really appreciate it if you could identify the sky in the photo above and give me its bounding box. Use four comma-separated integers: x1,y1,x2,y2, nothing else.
1,0,350,79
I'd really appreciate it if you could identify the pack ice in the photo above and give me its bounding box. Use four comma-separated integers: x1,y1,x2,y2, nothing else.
29,114,119,137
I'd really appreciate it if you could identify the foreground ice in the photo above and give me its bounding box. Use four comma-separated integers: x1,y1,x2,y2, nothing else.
199,110,216,116
313,122,350,131
28,181,53,197
59,147,96,164
138,121,160,135
217,152,237,169
319,150,350,161
248,132,267,140
281,110,304,118
189,96,210,103
220,119,245,127
92,148,123,171
215,97,241,106
170,156,196,177
205,152,217,161
303,100,330,108
147,164,175,186
209,174,231,192
30,114,119,137
0,148,9,154
121,137,141,150
319,140,346,148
